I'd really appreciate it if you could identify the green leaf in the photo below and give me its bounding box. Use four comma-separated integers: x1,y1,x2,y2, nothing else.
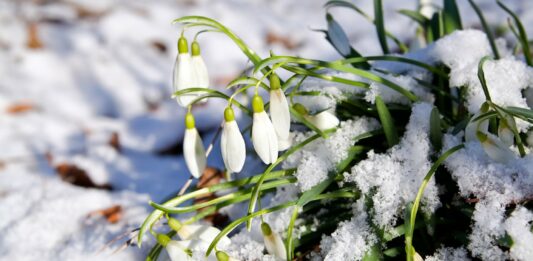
468,0,500,59
443,0,463,34
398,9,429,26
325,13,370,69
506,106,533,120
497,0,532,66
375,96,399,147
477,56,493,102
374,0,389,54
362,243,383,261
429,107,443,151
404,144,464,261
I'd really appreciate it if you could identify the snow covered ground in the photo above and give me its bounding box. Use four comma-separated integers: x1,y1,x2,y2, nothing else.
0,0,532,260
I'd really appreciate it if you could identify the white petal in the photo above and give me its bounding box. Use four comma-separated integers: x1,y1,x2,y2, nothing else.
183,128,206,178
304,111,339,131
191,55,209,88
264,232,287,260
498,115,516,146
465,112,489,143
269,89,291,151
173,53,197,107
178,225,231,248
481,133,516,164
221,120,246,173
252,111,278,164
166,241,193,261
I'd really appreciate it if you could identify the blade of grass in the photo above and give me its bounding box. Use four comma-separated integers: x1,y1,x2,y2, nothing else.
468,0,500,59
477,56,492,102
374,0,389,54
497,0,532,65
429,107,443,152
375,96,399,147
443,0,463,34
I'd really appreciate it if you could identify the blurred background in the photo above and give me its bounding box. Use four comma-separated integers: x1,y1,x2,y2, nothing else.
0,0,530,260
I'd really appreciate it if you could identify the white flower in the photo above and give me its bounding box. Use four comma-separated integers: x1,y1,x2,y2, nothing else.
183,112,206,178
477,131,516,164
419,0,435,18
252,94,278,164
465,104,489,143
221,107,246,173
173,36,196,107
269,75,291,151
498,114,516,146
169,218,231,248
156,234,193,261
261,222,286,260
304,110,339,131
191,41,209,97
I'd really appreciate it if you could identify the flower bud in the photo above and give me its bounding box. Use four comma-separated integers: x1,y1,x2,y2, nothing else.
221,107,246,173
261,222,286,260
269,75,291,151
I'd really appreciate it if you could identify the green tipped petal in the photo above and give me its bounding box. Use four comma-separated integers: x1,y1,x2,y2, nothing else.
292,103,308,115
191,41,201,56
178,36,188,54
270,74,281,90
185,112,195,129
216,251,229,261
224,107,235,122
261,222,272,236
252,95,264,113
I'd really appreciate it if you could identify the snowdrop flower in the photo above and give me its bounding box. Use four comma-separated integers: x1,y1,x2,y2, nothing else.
183,112,206,178
268,74,291,151
498,114,516,146
477,131,516,164
173,36,196,107
168,218,231,248
419,0,436,19
156,234,193,261
252,94,278,164
465,103,489,143
221,107,246,174
261,222,286,260
191,41,209,90
294,103,339,131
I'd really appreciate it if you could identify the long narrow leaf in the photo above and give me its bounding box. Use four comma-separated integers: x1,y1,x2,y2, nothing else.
468,0,500,59
374,0,389,54
375,96,399,147
497,0,532,65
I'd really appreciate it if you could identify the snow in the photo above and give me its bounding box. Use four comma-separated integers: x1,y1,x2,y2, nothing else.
319,198,377,261
504,207,533,261
345,102,438,229
424,247,470,261
283,117,379,192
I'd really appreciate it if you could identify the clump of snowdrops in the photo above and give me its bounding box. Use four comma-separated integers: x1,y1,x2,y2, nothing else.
136,0,533,260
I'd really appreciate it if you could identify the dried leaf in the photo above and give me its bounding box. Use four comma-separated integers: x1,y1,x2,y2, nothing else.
87,205,123,224
55,163,112,190
27,23,43,49
6,102,35,114
266,30,299,50
108,132,121,152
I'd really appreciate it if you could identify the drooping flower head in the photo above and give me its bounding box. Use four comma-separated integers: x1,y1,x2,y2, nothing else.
261,222,287,260
191,40,209,91
269,74,291,151
221,106,246,174
173,36,196,107
251,94,278,164
183,112,206,178
293,103,339,131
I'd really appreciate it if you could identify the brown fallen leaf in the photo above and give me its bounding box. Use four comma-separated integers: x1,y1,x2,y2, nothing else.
6,102,35,114
108,132,121,152
266,30,299,50
55,163,112,190
87,205,123,224
194,167,229,226
150,41,167,53
27,23,43,49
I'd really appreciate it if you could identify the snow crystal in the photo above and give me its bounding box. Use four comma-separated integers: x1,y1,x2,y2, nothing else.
283,117,380,191
424,247,470,261
504,207,533,261
226,232,266,261
345,102,439,228
319,198,377,261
